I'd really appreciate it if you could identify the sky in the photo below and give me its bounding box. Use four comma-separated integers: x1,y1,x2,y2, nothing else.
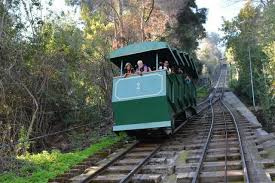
196,0,245,34
41,0,78,20
46,0,246,35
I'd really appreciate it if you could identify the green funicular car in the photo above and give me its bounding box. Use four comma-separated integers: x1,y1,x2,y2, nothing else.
110,41,198,135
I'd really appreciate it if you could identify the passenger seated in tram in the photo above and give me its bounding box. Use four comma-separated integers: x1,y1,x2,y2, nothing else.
159,61,164,69
170,66,176,74
159,60,171,74
136,60,151,75
124,62,134,78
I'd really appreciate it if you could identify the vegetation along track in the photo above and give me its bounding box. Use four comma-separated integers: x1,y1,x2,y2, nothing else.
50,68,254,183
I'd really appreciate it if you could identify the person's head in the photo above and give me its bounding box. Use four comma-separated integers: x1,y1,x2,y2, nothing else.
177,67,183,73
164,60,169,67
171,66,175,73
125,62,132,71
137,60,144,68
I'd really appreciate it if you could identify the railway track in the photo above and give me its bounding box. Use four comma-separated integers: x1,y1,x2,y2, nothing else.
50,67,257,183
85,143,163,183
176,100,250,183
176,67,250,182
77,104,217,183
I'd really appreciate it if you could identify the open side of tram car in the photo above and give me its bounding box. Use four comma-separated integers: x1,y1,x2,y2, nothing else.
109,41,198,134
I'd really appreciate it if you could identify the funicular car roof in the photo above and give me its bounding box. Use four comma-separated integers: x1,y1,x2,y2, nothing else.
110,41,169,59
110,41,198,78
109,41,179,67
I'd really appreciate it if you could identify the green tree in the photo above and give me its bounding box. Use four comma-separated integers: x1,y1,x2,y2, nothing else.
222,1,274,130
197,33,222,78
0,0,114,165
172,0,207,54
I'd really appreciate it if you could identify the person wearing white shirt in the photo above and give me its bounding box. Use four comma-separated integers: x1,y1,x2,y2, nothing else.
159,60,172,74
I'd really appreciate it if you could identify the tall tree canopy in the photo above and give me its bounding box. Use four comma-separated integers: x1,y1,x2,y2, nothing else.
171,0,207,54
222,1,274,130
0,0,209,172
197,32,222,77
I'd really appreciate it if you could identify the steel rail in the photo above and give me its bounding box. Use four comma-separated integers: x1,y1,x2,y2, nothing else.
89,99,210,183
119,144,162,183
81,77,223,183
220,71,228,183
191,95,215,183
80,68,227,183
120,68,227,183
177,74,223,182
191,68,226,183
219,100,228,183
224,106,228,183
121,84,221,183
85,79,224,182
174,71,222,134
173,90,219,134
195,65,224,110
81,141,139,183
222,100,250,183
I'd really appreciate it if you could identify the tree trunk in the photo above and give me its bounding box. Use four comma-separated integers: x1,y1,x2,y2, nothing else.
20,83,39,141
110,0,124,48
140,0,154,42
0,0,7,42
140,0,145,41
118,0,125,47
